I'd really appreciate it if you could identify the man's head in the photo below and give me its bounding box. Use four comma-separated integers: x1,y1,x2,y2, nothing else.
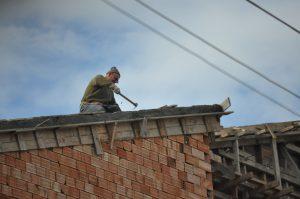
106,67,120,83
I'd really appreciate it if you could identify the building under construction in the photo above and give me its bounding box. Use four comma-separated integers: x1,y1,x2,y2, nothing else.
0,104,299,198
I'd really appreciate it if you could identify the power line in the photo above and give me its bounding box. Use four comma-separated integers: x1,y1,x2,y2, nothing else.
133,0,300,100
99,0,300,117
246,0,300,34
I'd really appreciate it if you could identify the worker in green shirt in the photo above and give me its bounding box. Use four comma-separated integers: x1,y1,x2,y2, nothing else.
80,67,121,113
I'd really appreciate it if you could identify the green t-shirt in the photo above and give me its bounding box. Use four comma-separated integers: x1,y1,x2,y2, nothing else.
81,75,117,105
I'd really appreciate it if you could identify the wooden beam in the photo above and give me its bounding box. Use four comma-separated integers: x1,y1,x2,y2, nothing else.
286,143,300,154
280,145,300,176
267,187,294,199
218,150,300,186
140,117,148,137
233,135,241,173
217,172,253,191
211,130,300,149
90,126,103,155
267,125,282,189
110,122,117,150
213,190,232,199
256,180,279,193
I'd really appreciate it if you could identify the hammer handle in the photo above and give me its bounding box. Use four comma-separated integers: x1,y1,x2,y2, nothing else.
118,93,138,107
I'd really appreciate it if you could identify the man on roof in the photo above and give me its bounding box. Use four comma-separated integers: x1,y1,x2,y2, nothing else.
80,67,121,113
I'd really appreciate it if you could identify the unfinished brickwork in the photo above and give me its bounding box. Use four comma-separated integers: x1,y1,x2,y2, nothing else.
0,133,213,199
0,105,228,198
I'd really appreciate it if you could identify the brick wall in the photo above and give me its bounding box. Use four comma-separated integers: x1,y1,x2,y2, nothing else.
1,134,212,199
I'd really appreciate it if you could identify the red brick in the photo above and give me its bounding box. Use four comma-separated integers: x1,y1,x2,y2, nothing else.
123,178,132,189
12,188,32,199
126,170,135,181
143,158,152,169
40,158,50,170
26,163,36,174
76,161,86,172
5,156,15,167
63,147,73,157
185,154,198,166
84,182,94,194
163,183,180,196
36,166,46,177
150,187,159,198
1,184,12,196
47,150,59,162
50,162,60,173
69,187,80,198
108,181,117,192
75,180,85,190
140,184,150,195
86,164,96,175
117,184,126,196
197,142,210,153
47,189,57,198
39,177,51,189
59,155,76,169
56,173,66,184
198,159,211,172
187,173,200,185
15,159,26,171
108,162,118,174
158,154,167,165
117,149,127,159
88,175,98,186
98,177,108,189
131,145,142,156
66,176,76,187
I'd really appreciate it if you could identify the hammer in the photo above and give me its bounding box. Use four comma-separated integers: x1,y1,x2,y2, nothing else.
118,93,138,108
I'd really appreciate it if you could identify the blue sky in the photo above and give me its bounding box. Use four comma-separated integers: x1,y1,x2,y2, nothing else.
0,0,299,127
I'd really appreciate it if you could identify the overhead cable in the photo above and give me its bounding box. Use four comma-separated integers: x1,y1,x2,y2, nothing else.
246,0,300,34
99,0,300,117
133,0,300,100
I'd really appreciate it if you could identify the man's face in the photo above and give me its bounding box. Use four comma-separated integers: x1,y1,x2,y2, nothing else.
107,72,120,83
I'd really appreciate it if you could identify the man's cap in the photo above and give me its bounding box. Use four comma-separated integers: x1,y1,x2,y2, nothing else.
107,66,120,77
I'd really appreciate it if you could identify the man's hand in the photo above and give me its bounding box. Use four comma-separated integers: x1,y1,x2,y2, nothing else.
110,84,121,94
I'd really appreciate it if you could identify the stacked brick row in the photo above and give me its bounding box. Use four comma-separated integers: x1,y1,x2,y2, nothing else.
0,134,213,198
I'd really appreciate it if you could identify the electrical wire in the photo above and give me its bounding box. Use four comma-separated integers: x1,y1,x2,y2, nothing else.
246,0,300,34
99,0,300,117
133,0,300,100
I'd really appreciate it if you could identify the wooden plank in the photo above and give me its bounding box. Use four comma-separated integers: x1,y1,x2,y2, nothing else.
213,190,232,199
211,130,300,149
233,135,241,173
35,130,57,148
256,181,279,193
286,143,300,154
90,126,103,155
156,119,167,137
219,150,300,186
77,126,93,144
110,122,117,149
143,120,160,138
267,125,282,189
16,133,28,151
140,117,148,137
280,146,300,175
267,187,294,199
279,125,295,133
0,142,19,152
218,172,253,191
55,128,80,147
